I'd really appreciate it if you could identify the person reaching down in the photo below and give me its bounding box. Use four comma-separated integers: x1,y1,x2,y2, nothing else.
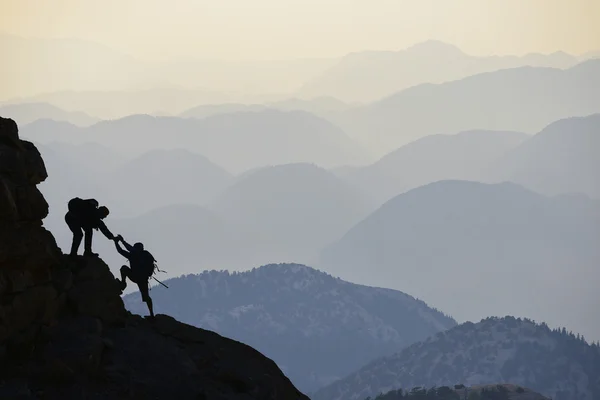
65,197,115,257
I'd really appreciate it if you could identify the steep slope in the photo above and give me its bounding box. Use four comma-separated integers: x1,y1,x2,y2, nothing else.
334,59,600,155
210,163,374,263
313,317,600,400
105,148,233,216
0,116,308,399
346,130,528,204
123,263,456,393
0,102,99,126
297,40,582,102
320,180,600,340
484,114,600,198
20,111,368,173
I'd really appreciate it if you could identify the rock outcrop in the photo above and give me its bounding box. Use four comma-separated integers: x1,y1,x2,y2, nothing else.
0,117,308,399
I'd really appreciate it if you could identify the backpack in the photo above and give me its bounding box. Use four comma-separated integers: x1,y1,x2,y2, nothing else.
68,197,99,216
138,250,157,279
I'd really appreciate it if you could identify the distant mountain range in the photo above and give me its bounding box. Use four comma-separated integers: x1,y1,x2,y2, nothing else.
341,113,600,204
123,263,456,393
297,40,593,102
36,144,232,217
21,111,369,173
208,163,374,264
0,102,99,126
0,33,335,106
342,130,529,204
313,316,600,400
320,180,600,340
484,114,600,199
333,59,600,154
105,148,233,216
180,96,351,120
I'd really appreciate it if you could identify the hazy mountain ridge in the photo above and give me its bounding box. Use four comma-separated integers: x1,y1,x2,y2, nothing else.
320,180,600,340
0,32,336,106
0,102,99,126
21,110,369,173
334,59,600,154
313,316,600,400
180,96,351,120
344,129,529,204
298,40,585,102
209,163,374,264
123,263,456,393
484,113,600,198
105,148,233,216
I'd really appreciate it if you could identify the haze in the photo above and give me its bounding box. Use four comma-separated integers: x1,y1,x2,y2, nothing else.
3,0,600,61
1,1,599,398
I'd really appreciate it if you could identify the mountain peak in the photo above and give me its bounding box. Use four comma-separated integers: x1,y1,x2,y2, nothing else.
406,40,464,54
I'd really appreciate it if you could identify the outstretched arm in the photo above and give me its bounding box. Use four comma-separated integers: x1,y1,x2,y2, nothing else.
97,220,115,240
120,237,134,252
114,239,131,259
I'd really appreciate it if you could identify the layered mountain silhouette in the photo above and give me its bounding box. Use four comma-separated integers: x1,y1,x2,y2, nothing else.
105,149,233,216
320,180,600,340
313,317,600,400
21,111,368,173
0,33,335,105
11,88,238,119
123,263,456,393
209,163,374,263
179,103,267,119
179,97,350,120
0,117,308,399
298,40,584,102
484,114,600,199
0,102,99,126
333,59,600,154
343,130,528,204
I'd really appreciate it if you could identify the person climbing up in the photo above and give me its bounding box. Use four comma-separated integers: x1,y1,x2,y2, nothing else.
65,197,115,257
114,235,156,318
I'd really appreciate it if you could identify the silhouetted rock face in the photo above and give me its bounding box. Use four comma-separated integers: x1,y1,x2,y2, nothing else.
0,116,63,351
0,117,308,399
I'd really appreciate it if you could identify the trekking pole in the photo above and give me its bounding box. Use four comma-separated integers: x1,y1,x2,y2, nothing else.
153,277,169,289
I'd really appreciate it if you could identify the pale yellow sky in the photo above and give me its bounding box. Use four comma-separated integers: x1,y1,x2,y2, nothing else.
1,0,599,60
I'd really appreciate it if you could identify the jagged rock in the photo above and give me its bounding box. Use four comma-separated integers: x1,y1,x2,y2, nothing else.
66,256,127,325
0,117,308,399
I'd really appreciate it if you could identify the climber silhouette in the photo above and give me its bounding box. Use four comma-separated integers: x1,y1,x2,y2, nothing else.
114,235,156,318
65,197,115,257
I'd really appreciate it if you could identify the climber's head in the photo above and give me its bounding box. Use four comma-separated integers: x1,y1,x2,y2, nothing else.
133,242,144,252
98,206,109,219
